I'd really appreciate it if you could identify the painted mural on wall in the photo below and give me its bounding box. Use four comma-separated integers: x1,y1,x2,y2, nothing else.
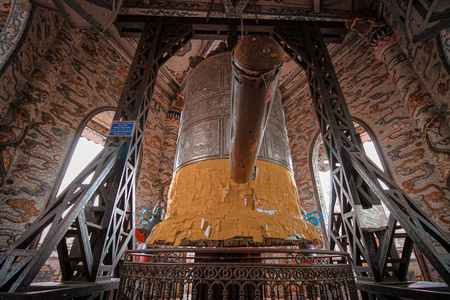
381,12,450,104
0,0,11,31
383,13,450,184
345,13,450,189
0,10,129,248
0,8,62,190
0,8,61,115
285,37,449,247
135,91,183,224
376,28,449,186
157,92,183,204
440,29,450,71
0,7,192,248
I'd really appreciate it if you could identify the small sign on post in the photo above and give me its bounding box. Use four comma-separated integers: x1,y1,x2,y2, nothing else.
108,121,136,137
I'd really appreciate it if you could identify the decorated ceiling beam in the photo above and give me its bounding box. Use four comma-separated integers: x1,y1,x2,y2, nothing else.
220,0,250,17
120,0,351,22
115,15,348,43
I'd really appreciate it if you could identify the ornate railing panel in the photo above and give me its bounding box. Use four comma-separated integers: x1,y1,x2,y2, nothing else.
118,248,357,300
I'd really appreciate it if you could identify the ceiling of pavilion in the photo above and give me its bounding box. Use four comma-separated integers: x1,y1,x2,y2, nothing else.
29,0,376,101
116,0,375,101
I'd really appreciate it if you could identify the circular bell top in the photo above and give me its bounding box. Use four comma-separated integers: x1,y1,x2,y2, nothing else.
232,35,285,77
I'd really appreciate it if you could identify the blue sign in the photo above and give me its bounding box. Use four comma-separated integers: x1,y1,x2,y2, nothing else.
108,121,136,137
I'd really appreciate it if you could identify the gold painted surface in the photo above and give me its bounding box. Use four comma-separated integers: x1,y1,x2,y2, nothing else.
147,159,321,246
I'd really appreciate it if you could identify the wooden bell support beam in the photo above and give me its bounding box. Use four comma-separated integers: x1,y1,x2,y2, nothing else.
230,35,284,183
0,19,193,293
273,22,450,287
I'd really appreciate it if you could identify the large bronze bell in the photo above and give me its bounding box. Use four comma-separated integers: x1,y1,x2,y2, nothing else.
147,36,321,247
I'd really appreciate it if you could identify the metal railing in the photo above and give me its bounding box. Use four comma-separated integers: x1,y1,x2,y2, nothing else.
118,248,357,300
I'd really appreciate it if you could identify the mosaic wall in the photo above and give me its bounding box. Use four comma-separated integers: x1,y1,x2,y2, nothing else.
383,12,450,185
0,8,130,249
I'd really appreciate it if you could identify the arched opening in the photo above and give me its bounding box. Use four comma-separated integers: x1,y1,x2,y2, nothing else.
311,120,389,235
34,108,114,283
55,110,115,196
311,121,429,281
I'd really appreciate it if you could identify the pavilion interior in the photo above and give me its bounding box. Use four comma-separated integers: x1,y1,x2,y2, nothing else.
0,0,449,297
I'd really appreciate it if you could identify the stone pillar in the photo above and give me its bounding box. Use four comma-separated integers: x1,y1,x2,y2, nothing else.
347,16,450,188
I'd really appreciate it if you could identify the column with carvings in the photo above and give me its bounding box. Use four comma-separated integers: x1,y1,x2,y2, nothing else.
347,15,450,189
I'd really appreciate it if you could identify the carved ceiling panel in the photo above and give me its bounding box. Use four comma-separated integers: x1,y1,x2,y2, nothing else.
121,0,354,21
